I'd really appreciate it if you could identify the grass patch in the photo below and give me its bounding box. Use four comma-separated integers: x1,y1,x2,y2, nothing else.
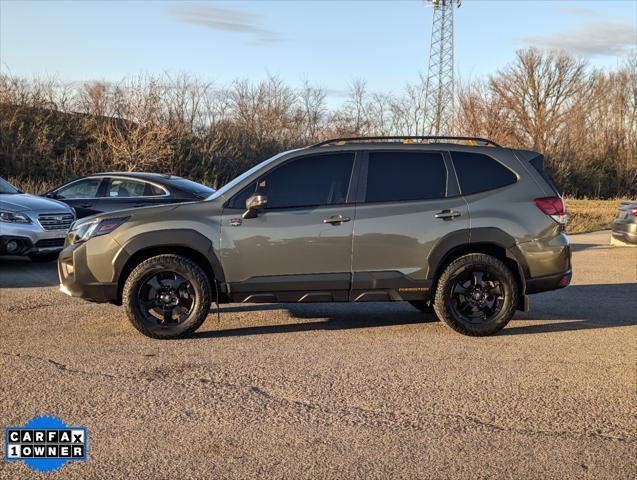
564,197,623,235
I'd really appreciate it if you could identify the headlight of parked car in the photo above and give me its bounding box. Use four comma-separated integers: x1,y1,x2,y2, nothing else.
69,216,129,244
0,211,32,223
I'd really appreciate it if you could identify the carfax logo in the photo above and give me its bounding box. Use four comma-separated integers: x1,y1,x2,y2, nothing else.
4,415,87,473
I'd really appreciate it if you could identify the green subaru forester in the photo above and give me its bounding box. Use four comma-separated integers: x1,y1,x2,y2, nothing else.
59,136,571,338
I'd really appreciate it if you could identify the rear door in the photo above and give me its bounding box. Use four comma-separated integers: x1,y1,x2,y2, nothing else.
350,149,470,300
220,152,357,302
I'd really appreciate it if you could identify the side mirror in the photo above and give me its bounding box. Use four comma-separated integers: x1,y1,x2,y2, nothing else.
243,194,267,219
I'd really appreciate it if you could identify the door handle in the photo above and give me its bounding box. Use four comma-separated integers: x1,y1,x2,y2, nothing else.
80,203,92,208
323,215,351,225
434,209,461,220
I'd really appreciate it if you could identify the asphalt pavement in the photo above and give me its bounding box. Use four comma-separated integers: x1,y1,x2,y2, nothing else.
1,230,635,479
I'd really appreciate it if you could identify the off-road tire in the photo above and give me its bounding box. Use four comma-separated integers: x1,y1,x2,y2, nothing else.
433,253,518,336
123,254,211,339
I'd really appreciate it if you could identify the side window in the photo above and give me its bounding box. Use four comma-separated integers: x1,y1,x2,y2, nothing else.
56,178,102,199
145,183,166,196
245,153,354,209
104,178,149,198
228,181,258,209
451,152,517,195
365,152,447,203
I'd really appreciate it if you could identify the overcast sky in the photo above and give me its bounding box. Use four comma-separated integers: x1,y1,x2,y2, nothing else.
1,0,635,100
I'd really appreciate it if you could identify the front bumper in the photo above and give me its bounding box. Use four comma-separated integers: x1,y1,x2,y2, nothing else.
1,230,67,256
58,236,121,303
612,221,637,244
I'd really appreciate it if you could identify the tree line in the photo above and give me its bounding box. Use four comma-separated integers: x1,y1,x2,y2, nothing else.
1,48,635,198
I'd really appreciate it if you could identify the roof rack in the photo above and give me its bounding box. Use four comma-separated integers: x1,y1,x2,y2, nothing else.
309,136,501,148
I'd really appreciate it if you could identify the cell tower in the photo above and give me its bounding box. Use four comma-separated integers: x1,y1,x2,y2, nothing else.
424,0,461,136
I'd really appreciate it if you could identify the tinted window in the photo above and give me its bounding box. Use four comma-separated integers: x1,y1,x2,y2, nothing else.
104,178,149,198
365,152,447,203
253,153,354,209
229,181,258,209
147,183,167,196
452,152,517,195
57,178,102,199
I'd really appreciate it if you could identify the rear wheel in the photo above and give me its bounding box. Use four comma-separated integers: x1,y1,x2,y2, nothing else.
123,254,211,339
433,253,517,336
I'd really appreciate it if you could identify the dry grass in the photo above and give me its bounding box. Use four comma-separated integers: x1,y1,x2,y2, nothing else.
564,197,624,235
6,176,57,195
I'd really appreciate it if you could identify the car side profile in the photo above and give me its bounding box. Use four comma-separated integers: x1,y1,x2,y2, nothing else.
44,172,215,218
58,136,571,338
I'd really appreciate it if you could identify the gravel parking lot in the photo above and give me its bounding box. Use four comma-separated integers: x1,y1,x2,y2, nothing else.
1,230,636,479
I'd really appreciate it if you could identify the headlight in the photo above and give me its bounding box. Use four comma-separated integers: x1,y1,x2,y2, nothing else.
0,211,32,223
69,216,129,244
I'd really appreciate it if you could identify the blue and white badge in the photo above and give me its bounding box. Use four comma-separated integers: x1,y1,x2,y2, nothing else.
4,415,88,473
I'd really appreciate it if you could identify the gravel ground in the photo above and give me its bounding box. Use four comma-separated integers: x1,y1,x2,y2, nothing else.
1,230,636,479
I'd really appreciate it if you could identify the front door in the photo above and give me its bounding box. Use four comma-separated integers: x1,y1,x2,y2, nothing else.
220,152,357,302
53,177,104,218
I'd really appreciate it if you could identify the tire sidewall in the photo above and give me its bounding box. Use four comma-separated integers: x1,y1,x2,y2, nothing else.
434,255,517,336
124,256,211,339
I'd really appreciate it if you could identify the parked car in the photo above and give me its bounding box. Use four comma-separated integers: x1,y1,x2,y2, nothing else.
44,173,215,218
611,201,637,244
58,136,571,338
0,177,75,261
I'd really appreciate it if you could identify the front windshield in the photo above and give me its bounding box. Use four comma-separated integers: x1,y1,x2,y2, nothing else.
0,177,20,194
207,151,293,200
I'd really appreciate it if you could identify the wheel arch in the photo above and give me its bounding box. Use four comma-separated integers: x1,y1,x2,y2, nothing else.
113,229,225,304
427,228,529,310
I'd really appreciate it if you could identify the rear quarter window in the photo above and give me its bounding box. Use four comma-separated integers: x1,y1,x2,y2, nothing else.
451,152,517,195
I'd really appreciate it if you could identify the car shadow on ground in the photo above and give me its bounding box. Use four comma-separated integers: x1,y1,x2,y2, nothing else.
195,283,637,338
0,256,58,288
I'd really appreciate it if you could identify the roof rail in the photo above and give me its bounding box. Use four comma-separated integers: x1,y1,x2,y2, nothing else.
309,136,502,148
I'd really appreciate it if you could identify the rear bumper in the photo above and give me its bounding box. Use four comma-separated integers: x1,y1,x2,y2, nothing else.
612,221,637,243
525,270,572,294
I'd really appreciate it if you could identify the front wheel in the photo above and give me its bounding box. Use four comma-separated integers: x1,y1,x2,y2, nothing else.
433,253,518,336
123,254,212,339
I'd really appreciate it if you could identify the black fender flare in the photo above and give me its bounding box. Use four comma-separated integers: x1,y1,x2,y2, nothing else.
426,227,530,282
112,229,225,284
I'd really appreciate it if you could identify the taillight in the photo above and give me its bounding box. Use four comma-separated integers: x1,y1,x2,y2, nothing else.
631,207,637,217
534,196,567,225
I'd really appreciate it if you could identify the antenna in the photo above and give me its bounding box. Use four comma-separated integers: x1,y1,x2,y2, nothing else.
423,0,461,136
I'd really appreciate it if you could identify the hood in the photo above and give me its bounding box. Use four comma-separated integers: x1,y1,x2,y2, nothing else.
0,194,73,213
76,202,186,225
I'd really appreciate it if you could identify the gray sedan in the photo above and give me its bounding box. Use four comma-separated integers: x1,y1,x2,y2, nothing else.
0,177,75,261
611,201,637,244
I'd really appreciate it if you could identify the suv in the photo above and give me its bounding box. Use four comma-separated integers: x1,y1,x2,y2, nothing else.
58,137,571,338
